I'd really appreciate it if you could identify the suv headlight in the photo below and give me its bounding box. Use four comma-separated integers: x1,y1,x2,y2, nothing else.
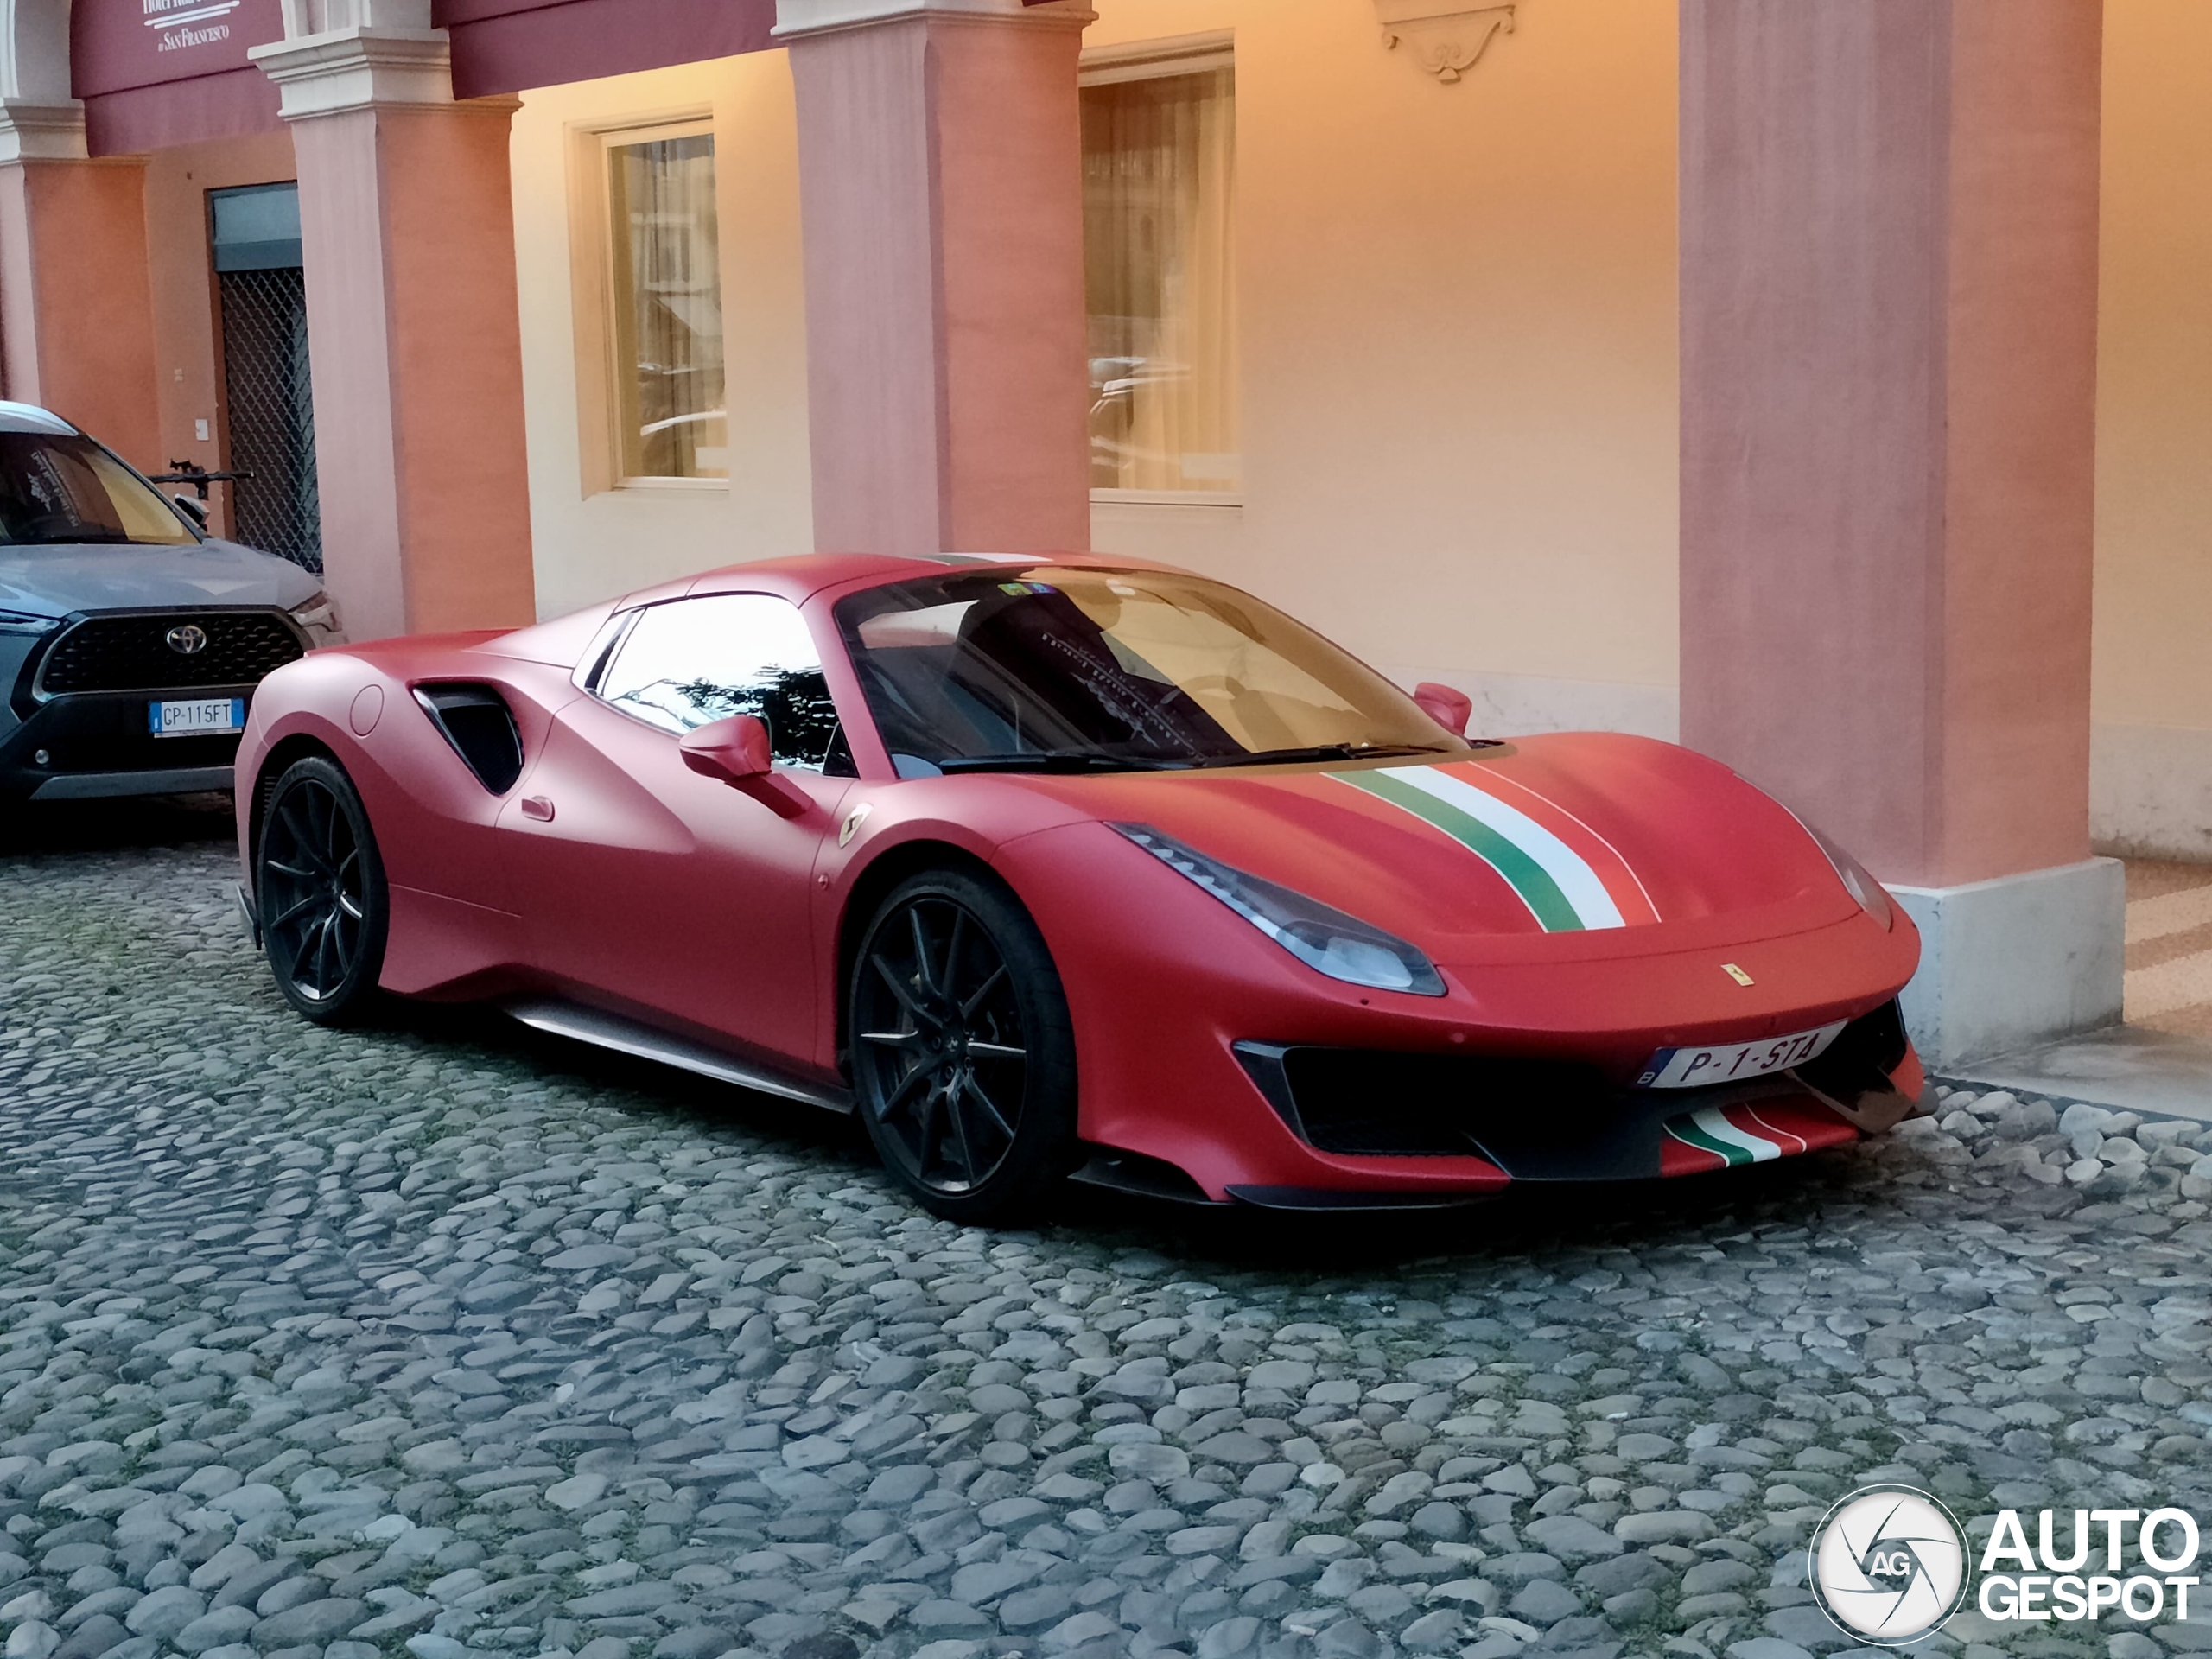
0,610,58,636
1112,823,1446,995
1800,819,1894,931
289,593,343,643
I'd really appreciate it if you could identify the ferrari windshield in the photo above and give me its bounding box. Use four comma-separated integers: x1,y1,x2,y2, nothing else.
0,432,195,548
834,566,1464,774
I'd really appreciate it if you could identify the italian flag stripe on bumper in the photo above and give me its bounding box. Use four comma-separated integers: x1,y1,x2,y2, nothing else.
1660,1101,1858,1177
1673,1106,1784,1166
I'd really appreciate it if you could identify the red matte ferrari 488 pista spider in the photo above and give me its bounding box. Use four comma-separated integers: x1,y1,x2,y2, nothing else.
236,554,1928,1221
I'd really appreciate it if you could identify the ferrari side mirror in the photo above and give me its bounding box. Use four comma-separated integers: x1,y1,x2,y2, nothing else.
680,715,772,785
1412,681,1473,738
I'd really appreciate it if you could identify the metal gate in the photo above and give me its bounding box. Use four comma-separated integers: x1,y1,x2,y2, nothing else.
212,185,322,573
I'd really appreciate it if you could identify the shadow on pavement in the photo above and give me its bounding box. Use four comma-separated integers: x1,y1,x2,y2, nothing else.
382,983,1867,1280
0,791,236,856
1046,1152,1859,1276
386,995,877,1168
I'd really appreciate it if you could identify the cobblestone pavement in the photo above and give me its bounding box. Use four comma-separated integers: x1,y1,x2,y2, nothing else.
3,809,2212,1659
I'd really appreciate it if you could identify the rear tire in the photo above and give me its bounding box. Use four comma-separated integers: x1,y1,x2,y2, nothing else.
256,755,389,1025
847,868,1077,1224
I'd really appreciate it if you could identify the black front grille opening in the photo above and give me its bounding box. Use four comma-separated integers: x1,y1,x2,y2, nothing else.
1236,1042,1613,1158
1795,999,1910,1097
40,612,304,694
415,684,524,793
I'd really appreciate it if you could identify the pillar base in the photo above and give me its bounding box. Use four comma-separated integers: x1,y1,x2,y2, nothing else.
1891,857,2124,1070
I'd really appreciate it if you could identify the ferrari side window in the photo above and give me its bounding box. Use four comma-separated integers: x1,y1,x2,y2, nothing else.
596,594,842,771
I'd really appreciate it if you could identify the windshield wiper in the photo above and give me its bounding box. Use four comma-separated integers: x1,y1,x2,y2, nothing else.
1205,742,1456,769
936,752,1189,774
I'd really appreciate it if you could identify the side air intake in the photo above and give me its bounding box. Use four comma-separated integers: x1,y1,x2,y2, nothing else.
414,683,524,793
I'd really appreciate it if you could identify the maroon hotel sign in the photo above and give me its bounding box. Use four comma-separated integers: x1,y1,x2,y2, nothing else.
73,0,775,153
435,0,774,99
73,0,286,154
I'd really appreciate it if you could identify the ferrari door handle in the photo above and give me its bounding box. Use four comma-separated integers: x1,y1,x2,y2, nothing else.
520,796,555,822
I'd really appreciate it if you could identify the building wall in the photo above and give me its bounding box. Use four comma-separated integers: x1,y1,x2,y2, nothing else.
499,0,1679,721
2092,0,2212,860
508,52,813,621
1084,0,1681,738
490,3,2212,865
142,130,297,539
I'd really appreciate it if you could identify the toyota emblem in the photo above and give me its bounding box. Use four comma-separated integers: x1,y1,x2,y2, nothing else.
166,624,208,655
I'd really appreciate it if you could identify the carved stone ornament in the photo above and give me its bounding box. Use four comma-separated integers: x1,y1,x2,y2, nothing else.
1375,0,1514,84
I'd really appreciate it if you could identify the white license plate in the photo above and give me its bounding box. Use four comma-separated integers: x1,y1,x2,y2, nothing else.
1637,1020,1847,1090
149,697,245,737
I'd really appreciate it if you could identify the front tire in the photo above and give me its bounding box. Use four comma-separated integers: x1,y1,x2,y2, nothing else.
256,755,389,1024
847,868,1077,1224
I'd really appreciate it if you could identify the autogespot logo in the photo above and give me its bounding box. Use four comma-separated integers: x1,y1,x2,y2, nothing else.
1809,1485,1970,1645
1978,1505,2203,1624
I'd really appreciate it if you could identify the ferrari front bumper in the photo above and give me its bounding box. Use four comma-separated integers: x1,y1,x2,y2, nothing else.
1001,819,1927,1205
1084,995,1925,1205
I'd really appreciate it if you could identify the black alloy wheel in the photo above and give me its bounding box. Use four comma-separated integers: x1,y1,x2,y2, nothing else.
257,754,389,1023
848,868,1077,1222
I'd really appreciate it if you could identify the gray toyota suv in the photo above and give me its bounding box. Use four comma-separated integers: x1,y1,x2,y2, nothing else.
0,401,342,804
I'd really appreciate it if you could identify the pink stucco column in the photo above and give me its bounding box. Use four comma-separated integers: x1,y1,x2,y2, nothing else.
778,0,1093,556
1680,0,2117,1065
0,104,160,467
251,10,534,642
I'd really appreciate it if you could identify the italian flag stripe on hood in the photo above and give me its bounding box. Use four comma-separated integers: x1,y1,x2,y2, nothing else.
1330,761,1656,932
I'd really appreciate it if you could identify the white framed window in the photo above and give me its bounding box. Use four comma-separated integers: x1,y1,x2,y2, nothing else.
571,116,728,490
1081,36,1239,504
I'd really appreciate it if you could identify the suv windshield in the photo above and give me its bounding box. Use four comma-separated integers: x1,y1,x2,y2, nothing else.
0,432,196,548
835,566,1464,775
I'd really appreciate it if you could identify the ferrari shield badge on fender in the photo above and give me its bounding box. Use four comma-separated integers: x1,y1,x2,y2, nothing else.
839,803,872,849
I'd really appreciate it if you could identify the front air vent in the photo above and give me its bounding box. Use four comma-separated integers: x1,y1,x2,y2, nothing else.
1234,1041,1614,1156
414,683,523,793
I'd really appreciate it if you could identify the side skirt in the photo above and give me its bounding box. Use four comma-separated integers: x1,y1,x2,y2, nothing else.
505,998,854,1115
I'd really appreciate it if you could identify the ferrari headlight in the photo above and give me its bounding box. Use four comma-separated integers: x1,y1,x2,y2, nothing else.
1801,820,1894,931
1112,823,1446,996
289,593,343,642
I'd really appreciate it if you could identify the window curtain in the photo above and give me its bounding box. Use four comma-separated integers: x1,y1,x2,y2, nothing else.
609,133,728,480
1082,68,1239,493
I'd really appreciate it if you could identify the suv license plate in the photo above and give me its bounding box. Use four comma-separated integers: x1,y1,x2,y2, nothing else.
149,697,245,737
1637,1020,1848,1090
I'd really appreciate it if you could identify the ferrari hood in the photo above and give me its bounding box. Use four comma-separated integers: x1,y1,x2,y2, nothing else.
0,537,322,617
1010,733,1866,957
